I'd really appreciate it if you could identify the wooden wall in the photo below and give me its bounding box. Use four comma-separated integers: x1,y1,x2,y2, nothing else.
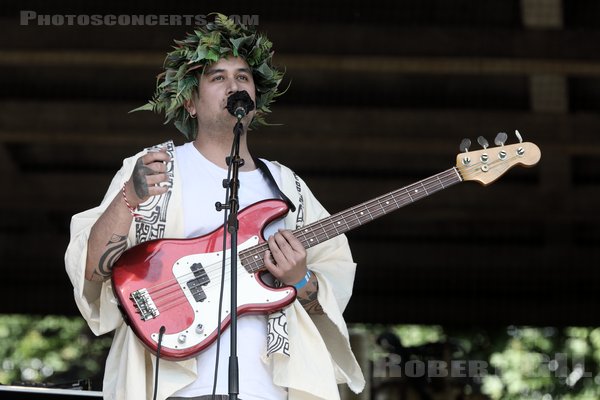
1,0,599,326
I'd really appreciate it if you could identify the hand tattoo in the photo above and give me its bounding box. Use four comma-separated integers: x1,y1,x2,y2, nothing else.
131,158,154,199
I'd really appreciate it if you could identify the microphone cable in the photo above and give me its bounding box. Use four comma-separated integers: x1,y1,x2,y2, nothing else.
152,325,166,400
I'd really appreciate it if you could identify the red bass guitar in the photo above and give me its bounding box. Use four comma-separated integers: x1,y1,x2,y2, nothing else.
112,137,541,360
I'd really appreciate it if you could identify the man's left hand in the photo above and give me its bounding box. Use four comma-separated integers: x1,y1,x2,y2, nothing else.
263,229,307,285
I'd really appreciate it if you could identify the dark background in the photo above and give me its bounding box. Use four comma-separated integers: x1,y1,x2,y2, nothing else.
1,0,599,328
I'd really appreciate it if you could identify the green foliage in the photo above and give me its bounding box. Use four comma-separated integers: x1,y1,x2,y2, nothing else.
0,315,111,386
481,327,600,400
367,324,600,400
392,324,445,347
3,316,598,399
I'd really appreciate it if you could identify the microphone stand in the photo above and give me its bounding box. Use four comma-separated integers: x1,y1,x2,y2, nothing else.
216,117,244,400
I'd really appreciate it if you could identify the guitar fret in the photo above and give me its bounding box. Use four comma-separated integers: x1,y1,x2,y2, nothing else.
437,174,445,189
335,214,351,232
305,226,319,247
374,200,386,217
332,218,341,235
387,196,397,209
360,206,373,222
318,222,329,242
344,211,361,229
370,206,382,218
311,223,325,245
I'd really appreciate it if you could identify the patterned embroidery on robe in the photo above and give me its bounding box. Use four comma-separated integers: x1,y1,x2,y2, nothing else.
266,171,305,357
135,141,175,244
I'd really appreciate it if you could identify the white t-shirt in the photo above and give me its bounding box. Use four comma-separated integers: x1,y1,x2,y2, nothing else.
171,142,287,399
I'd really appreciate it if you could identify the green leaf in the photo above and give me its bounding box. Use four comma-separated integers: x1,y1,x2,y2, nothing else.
174,63,188,81
176,75,197,99
206,49,219,62
189,46,208,63
255,62,274,79
214,13,240,35
201,31,221,48
129,102,154,113
230,34,255,55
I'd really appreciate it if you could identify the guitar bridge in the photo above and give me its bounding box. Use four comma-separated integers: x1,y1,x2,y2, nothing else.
131,288,160,321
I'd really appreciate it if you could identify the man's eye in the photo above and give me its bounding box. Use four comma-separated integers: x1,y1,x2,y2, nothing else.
237,75,249,81
213,76,224,81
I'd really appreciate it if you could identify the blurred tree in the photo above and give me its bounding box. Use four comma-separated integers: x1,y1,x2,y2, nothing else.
2,315,599,399
481,326,600,400
368,325,600,400
0,314,111,390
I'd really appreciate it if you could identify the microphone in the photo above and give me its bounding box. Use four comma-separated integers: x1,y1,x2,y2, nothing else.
226,90,255,120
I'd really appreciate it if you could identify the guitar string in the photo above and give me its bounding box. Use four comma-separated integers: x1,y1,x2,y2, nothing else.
133,153,521,314
140,160,484,311
242,151,515,273
141,167,491,316
137,162,480,311
137,170,462,313
138,168,459,300
242,149,525,270
240,163,475,271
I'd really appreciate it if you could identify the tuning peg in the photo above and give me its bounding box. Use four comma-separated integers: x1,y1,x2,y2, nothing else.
459,138,471,153
515,130,523,143
477,136,489,149
494,132,508,146
459,138,472,166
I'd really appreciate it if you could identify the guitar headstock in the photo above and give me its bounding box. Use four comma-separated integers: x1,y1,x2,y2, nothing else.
456,130,541,186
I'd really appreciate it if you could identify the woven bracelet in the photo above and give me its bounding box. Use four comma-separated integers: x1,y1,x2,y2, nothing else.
122,182,142,219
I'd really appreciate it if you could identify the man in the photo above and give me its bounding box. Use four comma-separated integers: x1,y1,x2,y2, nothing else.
65,14,365,400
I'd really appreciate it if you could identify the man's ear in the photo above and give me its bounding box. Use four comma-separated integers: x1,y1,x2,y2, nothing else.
184,99,196,116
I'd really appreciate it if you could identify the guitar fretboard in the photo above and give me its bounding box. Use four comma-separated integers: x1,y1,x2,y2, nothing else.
240,167,463,273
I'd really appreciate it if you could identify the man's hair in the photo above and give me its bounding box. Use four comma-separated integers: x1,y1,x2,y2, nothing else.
131,13,285,140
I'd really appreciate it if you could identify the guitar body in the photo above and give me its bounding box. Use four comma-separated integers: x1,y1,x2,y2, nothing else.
111,199,296,360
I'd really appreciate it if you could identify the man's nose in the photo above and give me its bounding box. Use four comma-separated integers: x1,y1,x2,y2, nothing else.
226,79,239,95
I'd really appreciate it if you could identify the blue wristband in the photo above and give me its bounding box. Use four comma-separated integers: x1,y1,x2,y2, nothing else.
293,270,312,290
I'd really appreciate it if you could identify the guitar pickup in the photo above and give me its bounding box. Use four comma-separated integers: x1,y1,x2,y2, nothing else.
131,288,160,321
187,263,210,303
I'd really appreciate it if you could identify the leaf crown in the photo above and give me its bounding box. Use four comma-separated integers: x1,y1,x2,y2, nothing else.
131,13,285,139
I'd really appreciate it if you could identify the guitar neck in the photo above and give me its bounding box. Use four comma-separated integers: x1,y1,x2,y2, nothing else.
241,167,463,273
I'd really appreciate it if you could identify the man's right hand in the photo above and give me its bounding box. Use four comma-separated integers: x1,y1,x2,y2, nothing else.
125,149,172,207
85,148,172,282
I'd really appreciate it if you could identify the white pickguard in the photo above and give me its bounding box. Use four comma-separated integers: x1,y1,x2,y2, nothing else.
150,235,293,351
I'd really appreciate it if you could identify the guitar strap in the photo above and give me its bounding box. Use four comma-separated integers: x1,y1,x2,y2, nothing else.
253,157,296,213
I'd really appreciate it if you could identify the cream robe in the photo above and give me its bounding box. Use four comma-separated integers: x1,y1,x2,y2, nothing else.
65,143,365,400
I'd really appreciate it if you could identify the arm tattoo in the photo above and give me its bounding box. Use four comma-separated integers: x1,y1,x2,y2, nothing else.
92,234,127,281
298,278,324,315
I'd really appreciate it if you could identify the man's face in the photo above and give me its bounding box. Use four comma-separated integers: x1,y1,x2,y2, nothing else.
192,56,256,133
